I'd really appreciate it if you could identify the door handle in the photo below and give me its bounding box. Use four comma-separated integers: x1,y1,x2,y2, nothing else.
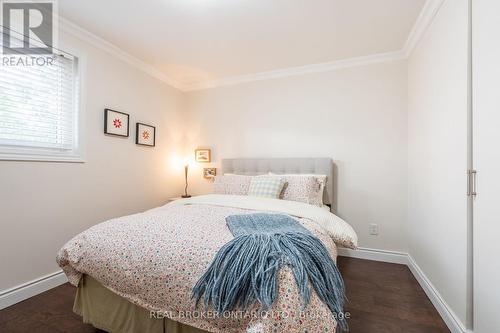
471,170,477,197
467,170,477,197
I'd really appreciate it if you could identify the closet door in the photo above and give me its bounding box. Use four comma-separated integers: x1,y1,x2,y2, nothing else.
472,1,500,332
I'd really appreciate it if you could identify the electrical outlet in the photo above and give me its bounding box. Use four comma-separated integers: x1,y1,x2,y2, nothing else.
369,223,379,235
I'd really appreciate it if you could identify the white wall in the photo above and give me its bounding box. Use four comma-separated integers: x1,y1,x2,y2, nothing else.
0,31,185,291
185,61,408,252
407,0,469,326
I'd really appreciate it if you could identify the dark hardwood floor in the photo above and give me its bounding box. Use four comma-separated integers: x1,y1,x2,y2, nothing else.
338,257,449,333
0,257,449,333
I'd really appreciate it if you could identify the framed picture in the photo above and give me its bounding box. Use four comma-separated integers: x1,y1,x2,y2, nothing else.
136,123,156,147
203,168,217,179
104,109,129,137
195,149,211,163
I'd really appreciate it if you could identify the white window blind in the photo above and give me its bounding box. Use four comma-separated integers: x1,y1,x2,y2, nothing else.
0,37,81,161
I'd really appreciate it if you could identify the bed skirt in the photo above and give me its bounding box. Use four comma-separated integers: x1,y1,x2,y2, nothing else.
74,274,208,333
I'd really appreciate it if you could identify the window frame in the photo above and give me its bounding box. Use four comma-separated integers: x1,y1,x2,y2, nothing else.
0,48,86,163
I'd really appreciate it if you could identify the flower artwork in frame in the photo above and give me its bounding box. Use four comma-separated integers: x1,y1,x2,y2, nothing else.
136,123,156,147
104,109,129,137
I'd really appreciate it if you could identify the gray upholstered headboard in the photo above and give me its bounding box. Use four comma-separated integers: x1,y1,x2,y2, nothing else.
221,158,334,207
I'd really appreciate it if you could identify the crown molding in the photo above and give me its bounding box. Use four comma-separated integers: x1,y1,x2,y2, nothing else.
58,18,186,91
185,0,446,92
57,0,444,92
402,0,446,57
183,50,407,92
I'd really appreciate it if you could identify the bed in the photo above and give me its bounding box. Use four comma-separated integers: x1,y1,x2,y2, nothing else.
57,158,357,333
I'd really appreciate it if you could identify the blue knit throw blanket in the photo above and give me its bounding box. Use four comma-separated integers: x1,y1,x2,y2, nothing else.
192,213,348,331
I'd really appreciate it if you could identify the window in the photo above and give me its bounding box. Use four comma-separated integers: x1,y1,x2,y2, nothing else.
0,46,82,162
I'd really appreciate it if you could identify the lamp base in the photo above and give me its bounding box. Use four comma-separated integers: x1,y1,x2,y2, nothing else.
181,195,192,198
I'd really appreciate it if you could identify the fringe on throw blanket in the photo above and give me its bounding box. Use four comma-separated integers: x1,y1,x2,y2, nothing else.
192,213,348,331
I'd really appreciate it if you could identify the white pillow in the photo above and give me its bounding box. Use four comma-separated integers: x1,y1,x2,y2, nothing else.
267,173,327,206
213,175,252,195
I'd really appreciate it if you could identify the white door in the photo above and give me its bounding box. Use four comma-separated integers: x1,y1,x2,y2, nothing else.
472,1,500,332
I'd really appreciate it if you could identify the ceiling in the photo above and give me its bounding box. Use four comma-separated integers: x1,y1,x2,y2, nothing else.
59,0,426,88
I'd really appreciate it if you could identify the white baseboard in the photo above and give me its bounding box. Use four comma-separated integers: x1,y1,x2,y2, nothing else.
407,255,468,333
340,248,468,333
0,270,67,310
338,246,409,265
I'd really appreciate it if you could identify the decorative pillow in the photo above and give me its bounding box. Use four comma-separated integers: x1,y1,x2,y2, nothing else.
268,174,327,206
213,175,252,195
247,177,285,199
312,175,327,204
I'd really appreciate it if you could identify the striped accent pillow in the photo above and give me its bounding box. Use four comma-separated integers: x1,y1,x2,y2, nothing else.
247,177,285,199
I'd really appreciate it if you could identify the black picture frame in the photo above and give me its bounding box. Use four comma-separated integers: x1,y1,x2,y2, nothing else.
135,122,156,147
104,108,130,137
